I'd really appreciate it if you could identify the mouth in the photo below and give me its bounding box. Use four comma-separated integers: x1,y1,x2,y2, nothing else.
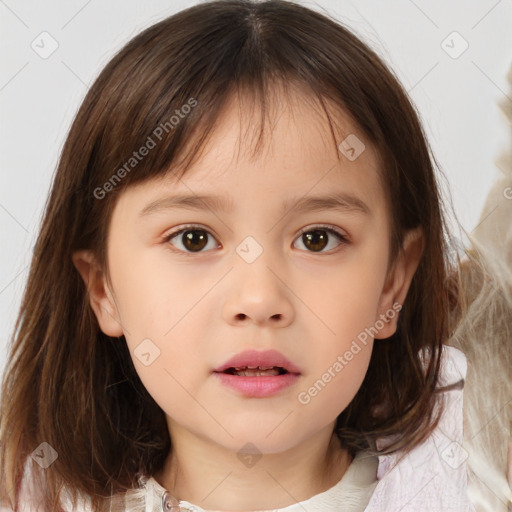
219,366,290,377
212,349,301,397
213,348,302,375
213,363,300,398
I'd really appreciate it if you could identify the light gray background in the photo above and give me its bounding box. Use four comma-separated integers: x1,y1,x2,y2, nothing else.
1,0,512,381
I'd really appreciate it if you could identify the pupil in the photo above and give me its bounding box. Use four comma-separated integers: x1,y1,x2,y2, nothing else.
183,230,208,252
303,230,328,252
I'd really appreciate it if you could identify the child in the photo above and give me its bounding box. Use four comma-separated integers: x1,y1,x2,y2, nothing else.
0,0,509,510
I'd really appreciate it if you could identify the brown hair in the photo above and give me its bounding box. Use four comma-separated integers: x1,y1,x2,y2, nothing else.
0,0,464,510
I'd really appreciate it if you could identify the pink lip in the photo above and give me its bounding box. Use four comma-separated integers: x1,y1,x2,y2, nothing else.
213,348,302,374
213,372,300,398
212,349,301,398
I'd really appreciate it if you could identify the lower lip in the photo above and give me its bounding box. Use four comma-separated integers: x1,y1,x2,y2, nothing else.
213,372,300,397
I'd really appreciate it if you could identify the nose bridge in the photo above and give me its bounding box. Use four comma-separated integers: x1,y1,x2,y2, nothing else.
222,231,294,326
235,232,281,296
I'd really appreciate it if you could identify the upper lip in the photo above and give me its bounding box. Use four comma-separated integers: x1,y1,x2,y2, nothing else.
213,349,302,374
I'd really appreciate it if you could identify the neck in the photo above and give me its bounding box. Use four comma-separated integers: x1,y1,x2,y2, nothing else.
153,423,353,511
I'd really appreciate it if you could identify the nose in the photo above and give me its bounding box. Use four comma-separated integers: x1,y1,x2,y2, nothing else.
222,247,295,328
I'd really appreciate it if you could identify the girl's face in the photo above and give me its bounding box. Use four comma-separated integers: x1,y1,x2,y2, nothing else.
74,89,422,457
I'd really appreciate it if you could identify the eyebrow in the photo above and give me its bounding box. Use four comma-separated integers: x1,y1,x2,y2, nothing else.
138,191,371,218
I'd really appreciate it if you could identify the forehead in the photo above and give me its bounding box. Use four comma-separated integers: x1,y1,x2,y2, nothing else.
116,85,389,223
184,84,377,173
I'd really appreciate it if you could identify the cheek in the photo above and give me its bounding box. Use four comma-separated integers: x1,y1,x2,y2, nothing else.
301,251,387,337
108,244,189,335
293,249,386,399
107,246,210,402
124,330,206,423
296,336,373,427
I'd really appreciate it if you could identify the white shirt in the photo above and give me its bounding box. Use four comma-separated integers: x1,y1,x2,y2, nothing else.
131,449,378,512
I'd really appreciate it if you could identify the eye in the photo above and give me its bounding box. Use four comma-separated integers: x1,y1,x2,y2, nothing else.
293,225,349,253
163,224,349,255
163,225,219,253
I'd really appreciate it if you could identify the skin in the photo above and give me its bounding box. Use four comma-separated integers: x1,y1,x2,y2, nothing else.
73,87,423,511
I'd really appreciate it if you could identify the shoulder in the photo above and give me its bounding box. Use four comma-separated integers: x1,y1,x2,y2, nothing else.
364,344,475,512
420,343,467,385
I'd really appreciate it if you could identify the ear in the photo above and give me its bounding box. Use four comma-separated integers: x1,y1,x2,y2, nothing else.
374,227,424,339
71,250,124,337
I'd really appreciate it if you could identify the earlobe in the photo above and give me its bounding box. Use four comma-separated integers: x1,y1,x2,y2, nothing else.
375,227,424,339
71,250,124,337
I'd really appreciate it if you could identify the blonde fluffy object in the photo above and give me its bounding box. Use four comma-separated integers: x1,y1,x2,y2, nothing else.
446,62,512,511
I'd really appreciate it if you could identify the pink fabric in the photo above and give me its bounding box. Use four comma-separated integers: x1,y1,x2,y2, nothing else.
364,344,475,512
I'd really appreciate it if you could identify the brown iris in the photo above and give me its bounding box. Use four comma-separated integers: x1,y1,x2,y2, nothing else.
302,229,329,252
182,229,209,252
178,228,332,253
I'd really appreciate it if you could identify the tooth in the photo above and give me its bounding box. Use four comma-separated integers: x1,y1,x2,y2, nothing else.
230,365,281,371
233,368,281,376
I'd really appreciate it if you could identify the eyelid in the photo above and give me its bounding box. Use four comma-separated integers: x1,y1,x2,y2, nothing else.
162,223,221,247
163,223,349,239
296,223,349,242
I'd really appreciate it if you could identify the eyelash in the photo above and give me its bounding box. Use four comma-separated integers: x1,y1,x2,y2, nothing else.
162,224,349,255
